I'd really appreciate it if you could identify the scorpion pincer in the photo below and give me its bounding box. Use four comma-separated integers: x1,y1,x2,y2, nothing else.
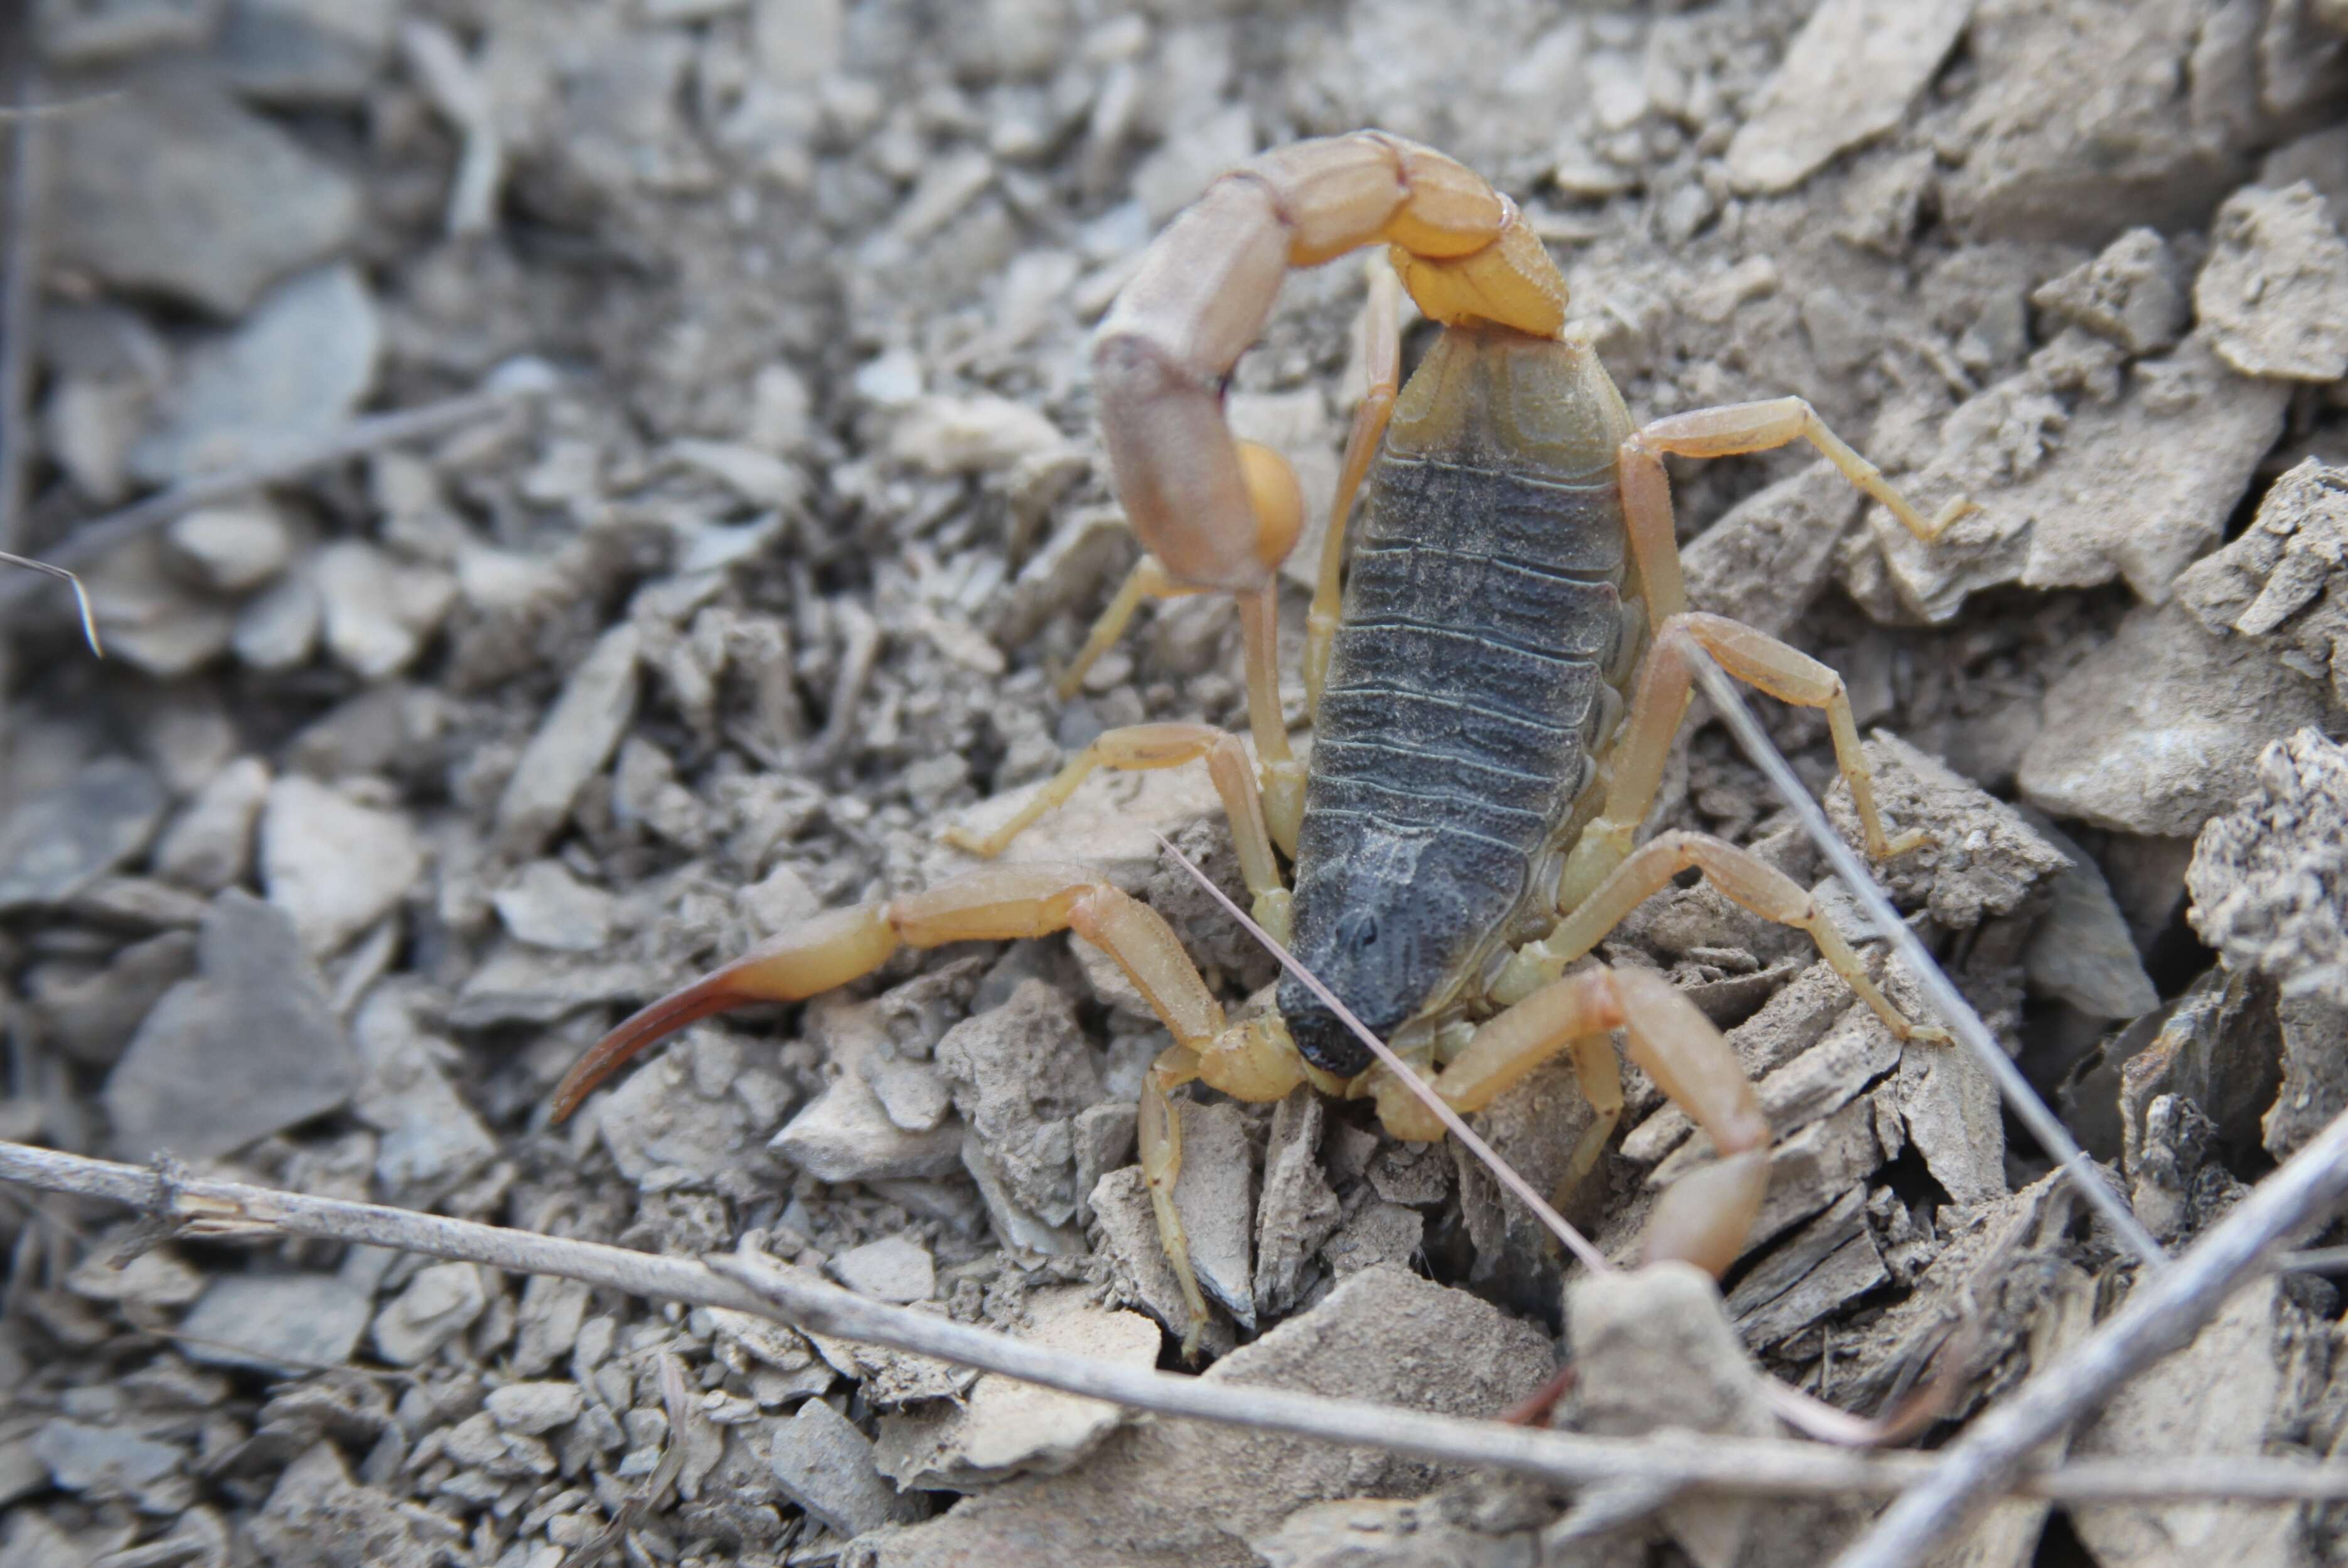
550,131,1968,1353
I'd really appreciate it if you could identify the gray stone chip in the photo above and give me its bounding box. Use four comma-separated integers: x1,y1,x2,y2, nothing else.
102,890,359,1161
0,757,166,912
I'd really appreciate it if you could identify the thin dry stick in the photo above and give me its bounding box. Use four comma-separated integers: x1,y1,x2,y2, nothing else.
0,381,547,611
3,1137,2338,1509
1833,1101,2348,1568
0,551,100,652
1685,648,2168,1272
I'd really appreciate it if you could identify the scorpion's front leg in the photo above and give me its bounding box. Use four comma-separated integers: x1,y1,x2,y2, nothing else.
1376,966,1769,1276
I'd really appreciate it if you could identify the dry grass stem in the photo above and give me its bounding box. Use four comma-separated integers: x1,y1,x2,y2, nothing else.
3,1136,2340,1513
0,380,547,612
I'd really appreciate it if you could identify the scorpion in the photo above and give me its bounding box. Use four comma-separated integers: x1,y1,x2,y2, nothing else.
550,131,1966,1353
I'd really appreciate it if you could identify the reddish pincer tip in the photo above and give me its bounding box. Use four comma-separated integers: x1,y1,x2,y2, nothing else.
548,969,758,1123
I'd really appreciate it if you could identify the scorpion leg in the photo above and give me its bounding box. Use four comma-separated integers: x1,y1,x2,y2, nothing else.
1626,397,1975,552
1550,611,1926,927
551,858,1247,1353
1304,259,1403,720
1055,436,1300,701
941,721,1293,943
1504,826,1948,1045
1381,966,1770,1276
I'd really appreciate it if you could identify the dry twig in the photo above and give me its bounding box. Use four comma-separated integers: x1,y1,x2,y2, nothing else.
0,1136,2340,1513
1833,1101,2348,1567
0,378,549,612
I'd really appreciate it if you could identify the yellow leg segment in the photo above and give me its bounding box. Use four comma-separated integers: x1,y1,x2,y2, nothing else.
1629,397,1975,546
942,721,1293,944
1499,827,1948,1048
1382,964,1771,1277
1552,611,1927,925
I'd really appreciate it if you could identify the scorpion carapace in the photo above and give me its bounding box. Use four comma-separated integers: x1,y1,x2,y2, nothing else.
1285,324,1638,1078
549,131,1968,1355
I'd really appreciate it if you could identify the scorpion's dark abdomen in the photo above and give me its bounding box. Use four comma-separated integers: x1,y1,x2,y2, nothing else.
1282,326,1636,1077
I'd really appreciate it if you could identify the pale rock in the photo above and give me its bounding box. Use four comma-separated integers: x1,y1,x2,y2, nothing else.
27,931,198,1069
1861,333,2290,621
935,979,1105,1227
2031,228,2187,355
766,1399,924,1537
104,890,357,1161
233,568,323,671
2196,183,2348,381
1941,0,2240,243
1570,1264,1828,1568
492,860,616,951
596,1030,784,1200
770,1011,965,1183
495,624,641,853
180,1269,373,1374
1897,1020,2007,1205
0,757,165,912
864,1052,952,1133
449,942,657,1028
350,984,497,1192
1683,460,1865,639
940,753,1221,892
2019,602,2330,836
1725,0,1971,194
64,1239,206,1308
82,539,239,676
372,1262,489,1365
35,1420,182,1497
889,395,1066,475
869,1268,1550,1568
250,1444,448,1568
876,1288,1157,1489
166,503,296,591
2188,728,2348,1005
261,775,424,956
512,1276,591,1379
486,1382,584,1436
2026,816,2161,1019
53,67,361,316
829,1235,936,1303
663,439,805,509
2071,1276,2327,1568
314,541,457,680
131,264,381,483
1252,1088,1341,1319
154,755,270,893
218,0,400,105
1166,1099,1257,1328
1825,732,2072,927
2174,457,2348,707
1319,1200,1422,1283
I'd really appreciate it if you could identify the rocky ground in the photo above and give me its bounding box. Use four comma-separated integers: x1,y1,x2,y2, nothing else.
4,0,2348,1564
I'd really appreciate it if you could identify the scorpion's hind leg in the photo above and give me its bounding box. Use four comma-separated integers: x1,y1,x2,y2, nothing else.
549,857,1278,1357
1511,824,1949,1046
1385,966,1770,1276
940,722,1294,943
